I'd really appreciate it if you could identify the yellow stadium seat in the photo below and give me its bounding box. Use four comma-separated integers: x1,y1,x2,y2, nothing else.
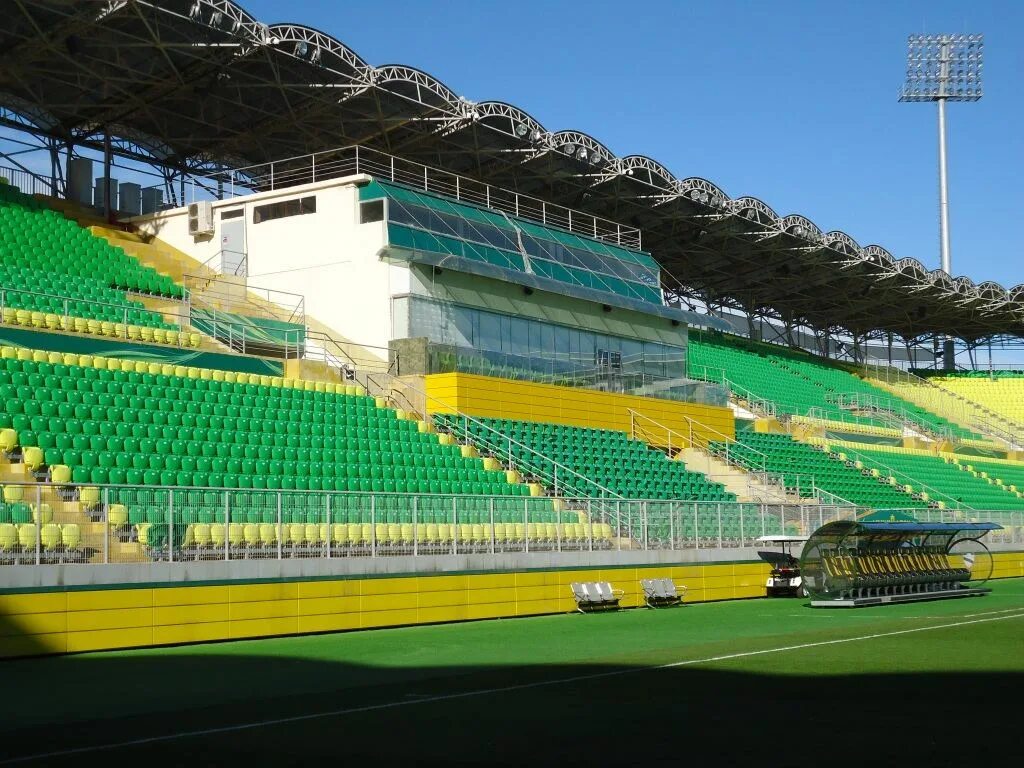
44,313,60,330
17,523,35,550
0,346,14,359
40,523,61,550
373,523,388,545
73,317,89,333
347,523,362,545
60,523,81,550
15,347,31,360
137,523,152,546
285,523,303,545
2,485,24,504
86,319,101,335
304,524,320,545
228,523,244,547
30,311,46,329
0,524,16,551
79,486,100,508
210,523,225,548
0,428,17,453
22,446,44,471
108,504,128,527
189,333,202,348
330,523,347,546
258,523,277,546
193,523,212,547
126,324,142,341
359,523,372,545
243,524,259,547
114,323,127,339
1,307,15,324
50,465,72,484
32,504,52,525
46,352,61,364
151,329,166,344
160,364,174,376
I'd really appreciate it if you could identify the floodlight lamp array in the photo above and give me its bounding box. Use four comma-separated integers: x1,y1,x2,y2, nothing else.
900,33,983,102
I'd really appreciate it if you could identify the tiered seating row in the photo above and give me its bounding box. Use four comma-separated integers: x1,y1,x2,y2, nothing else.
721,432,926,509
438,415,735,502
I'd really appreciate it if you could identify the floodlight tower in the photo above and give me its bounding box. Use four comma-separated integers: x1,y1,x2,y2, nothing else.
900,34,983,369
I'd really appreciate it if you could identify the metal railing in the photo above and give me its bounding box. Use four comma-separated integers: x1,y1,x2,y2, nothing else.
627,408,831,505
863,362,1024,450
215,145,643,250
817,442,970,511
3,481,1020,570
0,481,899,568
0,167,52,197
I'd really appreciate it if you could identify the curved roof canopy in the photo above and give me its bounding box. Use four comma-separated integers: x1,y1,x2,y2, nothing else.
1,0,1021,340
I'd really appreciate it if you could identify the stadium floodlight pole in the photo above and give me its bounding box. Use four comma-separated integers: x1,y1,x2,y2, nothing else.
900,34,983,369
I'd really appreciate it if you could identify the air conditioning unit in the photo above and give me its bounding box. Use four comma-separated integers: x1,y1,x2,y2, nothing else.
187,201,215,235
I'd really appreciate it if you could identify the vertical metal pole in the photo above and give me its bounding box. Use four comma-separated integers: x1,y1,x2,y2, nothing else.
103,129,112,223
168,491,174,563
276,492,282,560
587,500,593,552
370,495,376,557
325,495,332,559
412,496,418,557
669,503,675,551
489,497,495,555
224,492,229,561
452,496,458,555
103,487,109,564
523,497,528,554
616,500,621,551
35,485,41,565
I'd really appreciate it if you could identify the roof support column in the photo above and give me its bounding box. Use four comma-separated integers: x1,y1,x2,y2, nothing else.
103,128,112,224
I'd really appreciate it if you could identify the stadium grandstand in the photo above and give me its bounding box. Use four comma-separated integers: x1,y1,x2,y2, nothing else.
0,0,1019,680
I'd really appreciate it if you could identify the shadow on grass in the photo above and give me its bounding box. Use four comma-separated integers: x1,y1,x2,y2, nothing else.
1,643,1018,767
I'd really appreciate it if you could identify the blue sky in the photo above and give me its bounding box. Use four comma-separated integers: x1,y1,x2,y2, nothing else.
235,0,1023,289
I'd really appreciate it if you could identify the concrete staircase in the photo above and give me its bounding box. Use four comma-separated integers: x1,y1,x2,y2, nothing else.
679,447,809,504
1,455,147,564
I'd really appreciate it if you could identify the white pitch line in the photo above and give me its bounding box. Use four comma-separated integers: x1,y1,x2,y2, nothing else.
962,607,1024,618
3,610,1023,766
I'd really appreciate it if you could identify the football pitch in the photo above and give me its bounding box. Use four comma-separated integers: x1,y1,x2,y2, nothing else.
3,578,1023,766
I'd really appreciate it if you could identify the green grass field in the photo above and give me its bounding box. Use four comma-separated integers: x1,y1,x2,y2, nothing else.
4,579,1023,766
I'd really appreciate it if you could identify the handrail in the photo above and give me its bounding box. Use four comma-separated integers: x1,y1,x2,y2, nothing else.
364,371,623,504
861,362,1024,449
819,441,972,511
826,391,959,443
687,364,779,418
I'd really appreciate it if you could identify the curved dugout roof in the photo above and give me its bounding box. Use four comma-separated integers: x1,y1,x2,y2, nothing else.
1,0,1021,341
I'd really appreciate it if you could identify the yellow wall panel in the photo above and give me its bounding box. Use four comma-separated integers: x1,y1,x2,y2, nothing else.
0,611,66,637
153,622,232,646
0,592,66,615
67,590,152,612
66,607,153,633
417,605,469,624
229,617,298,639
4,551,1022,658
362,608,419,628
228,599,298,622
153,586,229,607
228,583,299,603
154,603,229,626
297,596,361,617
359,577,421,596
361,592,419,613
0,632,66,657
298,613,361,634
424,373,735,447
297,580,362,599
66,627,153,654
469,573,517,589
419,575,470,592
417,590,469,609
